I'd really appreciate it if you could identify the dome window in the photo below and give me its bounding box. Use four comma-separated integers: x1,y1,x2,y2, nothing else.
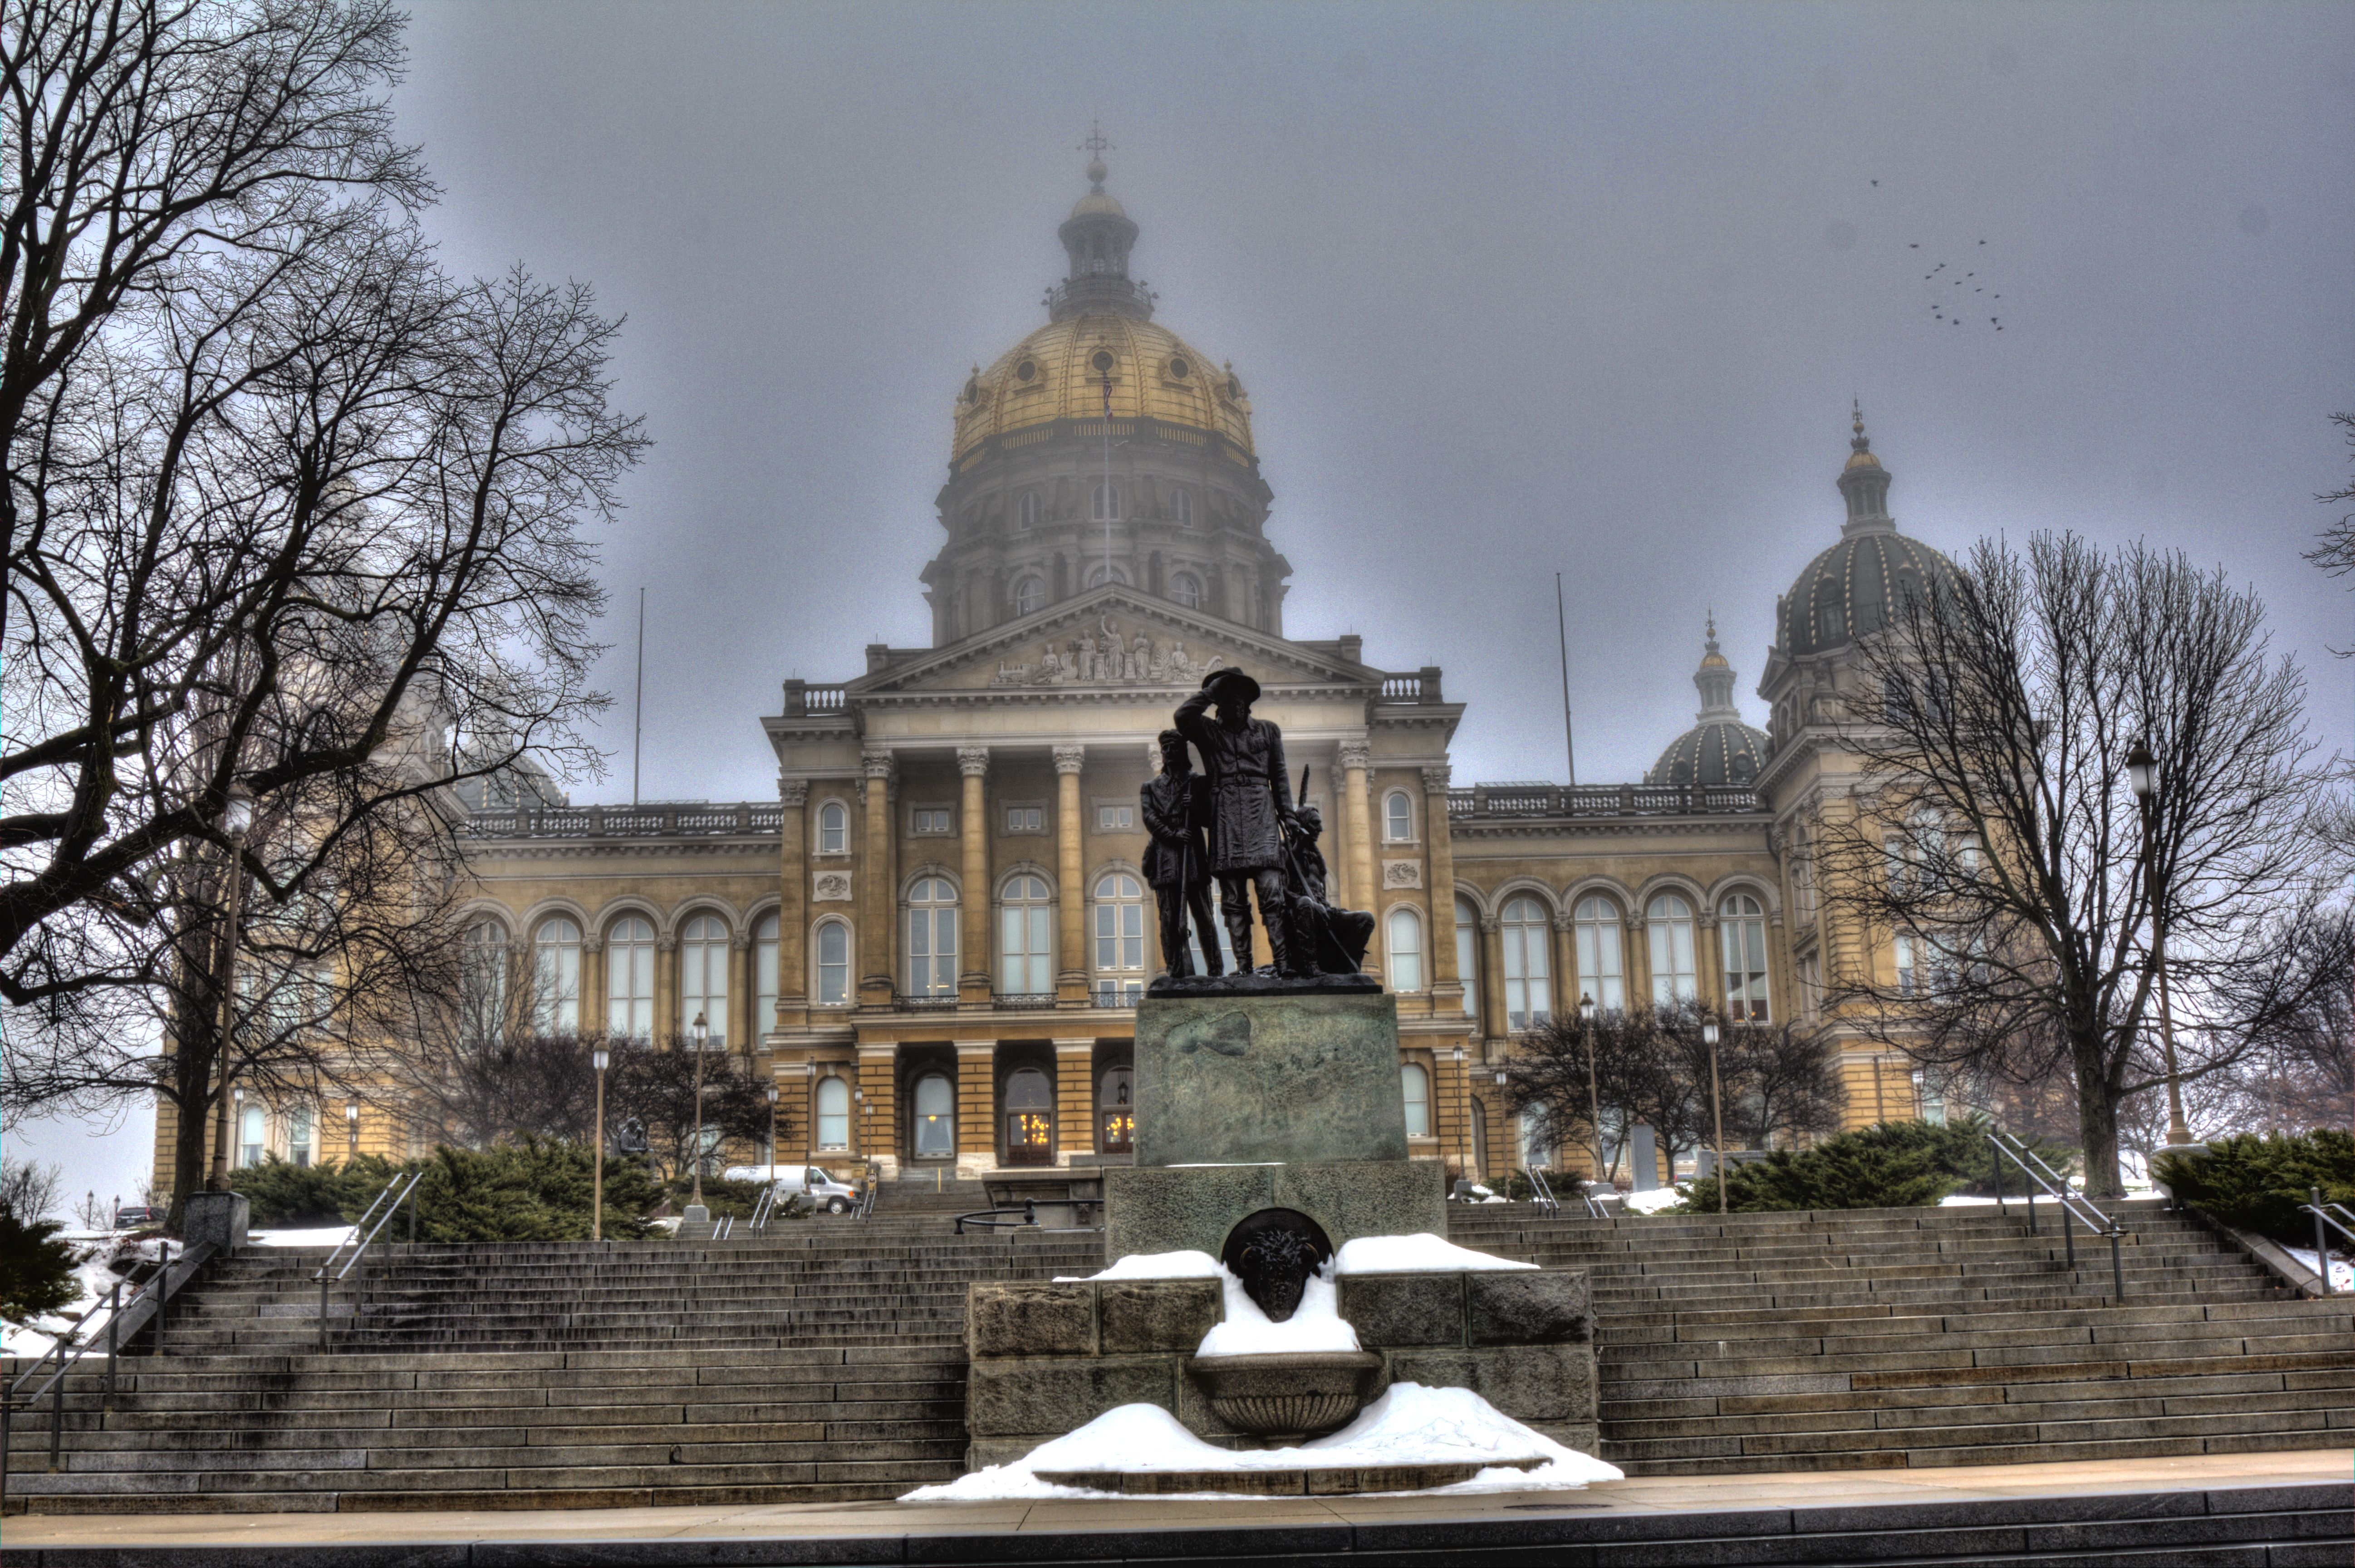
1015,359,1037,382
1168,355,1191,379
1091,349,1115,375
1016,491,1040,529
1171,488,1192,525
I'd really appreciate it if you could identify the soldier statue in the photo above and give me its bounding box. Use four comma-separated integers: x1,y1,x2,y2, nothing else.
1139,730,1222,979
1174,666,1301,977
1282,802,1375,975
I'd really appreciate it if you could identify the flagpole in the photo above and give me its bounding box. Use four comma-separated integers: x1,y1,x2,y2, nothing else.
1556,573,1577,787
632,587,646,807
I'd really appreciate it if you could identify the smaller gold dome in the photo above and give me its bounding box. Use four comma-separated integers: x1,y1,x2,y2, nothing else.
1845,446,1883,471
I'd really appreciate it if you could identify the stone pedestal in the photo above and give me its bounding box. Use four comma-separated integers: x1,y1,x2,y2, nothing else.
181,1191,248,1253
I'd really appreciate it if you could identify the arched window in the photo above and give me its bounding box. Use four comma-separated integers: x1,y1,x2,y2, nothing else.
1721,892,1770,1022
1016,491,1040,529
1646,894,1698,1004
906,876,958,997
1386,906,1424,992
817,800,848,855
461,918,507,1041
814,919,851,1007
1455,896,1481,1020
1384,790,1414,842
912,1072,954,1159
753,911,779,1033
679,913,729,1045
1091,480,1121,521
240,1104,266,1168
1094,872,1145,1005
533,916,581,1032
999,873,1054,996
815,1076,850,1151
1012,575,1045,615
1172,488,1193,524
1401,1063,1432,1138
1518,1105,1550,1173
1099,1065,1134,1153
1084,563,1130,588
1572,896,1625,1011
1501,895,1552,1030
1005,1067,1054,1165
1169,571,1203,610
606,916,655,1038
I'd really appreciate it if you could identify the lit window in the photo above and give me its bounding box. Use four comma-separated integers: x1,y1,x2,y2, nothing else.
1091,481,1121,521
1646,895,1698,1004
913,807,952,835
1099,1065,1134,1153
1384,790,1413,842
1005,1068,1054,1164
1501,896,1552,1030
817,800,848,855
906,877,958,997
1005,805,1043,833
1173,488,1193,524
679,913,729,1045
1572,897,1624,1011
606,916,655,1039
1386,906,1424,992
815,920,850,1006
1721,893,1770,1022
1096,804,1134,831
753,912,779,1032
816,1076,850,1151
1402,1063,1431,1137
1000,873,1053,995
1455,896,1480,1019
1013,576,1045,615
1170,571,1203,609
533,916,581,1033
913,1072,954,1158
1094,872,1144,1005
1016,491,1040,529
462,918,508,1042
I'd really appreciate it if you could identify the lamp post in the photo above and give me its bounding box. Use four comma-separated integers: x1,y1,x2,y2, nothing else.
1702,1018,1727,1215
591,1042,610,1242
206,786,256,1191
2127,739,2197,1152
230,1085,244,1173
344,1100,359,1158
1579,994,1603,1186
689,1012,710,1212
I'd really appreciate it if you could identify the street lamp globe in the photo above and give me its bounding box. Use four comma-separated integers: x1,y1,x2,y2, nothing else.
2126,739,2158,800
1702,1021,1720,1047
592,1045,610,1073
691,1012,708,1049
218,785,255,839
1579,994,1596,1024
344,1100,358,1125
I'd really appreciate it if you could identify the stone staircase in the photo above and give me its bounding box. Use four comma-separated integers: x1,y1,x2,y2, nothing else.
6,1197,2347,1514
1445,1200,2354,1475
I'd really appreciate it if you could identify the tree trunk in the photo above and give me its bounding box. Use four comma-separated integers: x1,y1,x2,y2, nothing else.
2071,1040,2124,1199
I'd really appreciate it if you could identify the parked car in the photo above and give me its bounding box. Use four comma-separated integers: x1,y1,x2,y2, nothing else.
112,1205,164,1230
720,1163,859,1214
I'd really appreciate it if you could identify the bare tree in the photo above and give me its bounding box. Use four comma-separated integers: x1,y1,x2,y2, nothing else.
2306,411,2355,596
0,5,647,1223
1820,533,2324,1195
2213,897,2353,1134
604,1038,779,1182
0,1156,64,1222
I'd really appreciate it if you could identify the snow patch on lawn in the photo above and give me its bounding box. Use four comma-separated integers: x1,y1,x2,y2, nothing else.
249,1226,358,1248
2285,1246,2353,1293
1334,1233,1536,1274
901,1385,1620,1502
1620,1186,1687,1214
1197,1263,1359,1356
1058,1249,1222,1283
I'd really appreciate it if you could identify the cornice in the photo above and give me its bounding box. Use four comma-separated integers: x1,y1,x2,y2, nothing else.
1448,816,1773,843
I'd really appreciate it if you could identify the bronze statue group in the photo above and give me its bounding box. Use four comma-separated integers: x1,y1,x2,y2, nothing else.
1141,667,1376,991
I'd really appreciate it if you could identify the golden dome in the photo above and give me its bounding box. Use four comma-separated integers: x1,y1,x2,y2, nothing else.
1845,446,1883,471
952,314,1254,462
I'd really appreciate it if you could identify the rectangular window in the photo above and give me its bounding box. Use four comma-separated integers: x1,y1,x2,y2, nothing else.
816,923,850,1006
1095,804,1134,831
1004,805,1044,834
912,807,952,835
288,1108,312,1169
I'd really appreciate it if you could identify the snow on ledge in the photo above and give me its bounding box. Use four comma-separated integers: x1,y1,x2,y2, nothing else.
1197,1264,1359,1356
1334,1233,1536,1274
1058,1249,1222,1282
902,1385,1621,1502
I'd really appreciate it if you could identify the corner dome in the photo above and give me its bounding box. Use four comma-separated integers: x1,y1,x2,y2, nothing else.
1645,619,1771,789
1776,411,1955,660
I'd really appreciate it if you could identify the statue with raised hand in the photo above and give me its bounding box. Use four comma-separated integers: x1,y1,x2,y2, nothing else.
1173,666,1300,977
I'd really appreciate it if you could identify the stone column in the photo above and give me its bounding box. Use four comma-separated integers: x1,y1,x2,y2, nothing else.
1054,1039,1095,1163
957,1041,997,1175
1053,747,1088,1004
856,1048,897,1176
1551,914,1579,1023
1324,762,1352,907
1478,916,1507,1044
580,935,606,1037
1625,912,1651,1011
1423,766,1462,1011
859,750,894,1004
655,931,679,1043
775,779,809,1029
728,929,751,1052
1340,744,1377,979
958,748,992,1003
1697,911,1724,1013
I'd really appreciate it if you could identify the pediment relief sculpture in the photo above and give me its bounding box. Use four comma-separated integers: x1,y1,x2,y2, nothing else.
989,614,1226,689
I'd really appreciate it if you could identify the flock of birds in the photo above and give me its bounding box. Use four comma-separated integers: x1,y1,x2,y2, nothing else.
1871,178,2006,333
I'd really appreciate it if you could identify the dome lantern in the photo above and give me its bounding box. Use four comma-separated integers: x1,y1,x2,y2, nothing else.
1053,127,1150,323
1837,400,1894,533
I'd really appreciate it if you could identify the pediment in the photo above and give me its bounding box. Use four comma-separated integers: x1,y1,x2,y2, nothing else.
854,588,1367,697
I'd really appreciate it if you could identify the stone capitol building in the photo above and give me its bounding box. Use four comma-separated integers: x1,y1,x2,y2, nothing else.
167,155,1960,1191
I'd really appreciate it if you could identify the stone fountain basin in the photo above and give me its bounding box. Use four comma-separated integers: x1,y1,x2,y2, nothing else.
1187,1350,1385,1439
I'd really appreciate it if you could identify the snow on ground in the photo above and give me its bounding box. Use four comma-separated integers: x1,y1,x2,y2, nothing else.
1334,1234,1536,1274
249,1226,356,1248
1058,1249,1222,1283
1620,1186,1687,1214
1,1238,132,1360
2285,1247,2354,1293
1197,1263,1359,1356
901,1384,1621,1502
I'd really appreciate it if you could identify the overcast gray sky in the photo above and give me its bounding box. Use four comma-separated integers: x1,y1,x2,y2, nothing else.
21,0,2354,1202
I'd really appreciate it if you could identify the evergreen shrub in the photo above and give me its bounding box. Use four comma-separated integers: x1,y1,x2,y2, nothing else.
406,1136,667,1242
0,1212,83,1320
1680,1114,2077,1213
2154,1131,2355,1248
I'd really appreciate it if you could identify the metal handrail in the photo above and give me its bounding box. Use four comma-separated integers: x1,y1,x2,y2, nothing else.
314,1170,422,1350
1527,1169,1560,1215
1989,1132,2125,1299
956,1201,1038,1234
2297,1187,2353,1297
854,1181,878,1220
749,1184,778,1231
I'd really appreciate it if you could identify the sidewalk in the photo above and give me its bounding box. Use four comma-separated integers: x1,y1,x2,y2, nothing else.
5,1447,2346,1555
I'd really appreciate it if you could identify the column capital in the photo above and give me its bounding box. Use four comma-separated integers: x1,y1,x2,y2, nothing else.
1420,764,1453,792
1339,742,1372,772
955,1039,998,1057
656,933,678,953
1478,915,1501,934
1052,745,1087,775
731,930,752,951
1050,1037,1099,1051
861,748,895,780
580,935,604,955
1552,912,1579,932
777,777,810,807
957,746,991,778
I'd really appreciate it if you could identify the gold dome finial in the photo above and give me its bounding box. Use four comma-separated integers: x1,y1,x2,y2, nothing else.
1845,400,1882,471
1080,120,1113,191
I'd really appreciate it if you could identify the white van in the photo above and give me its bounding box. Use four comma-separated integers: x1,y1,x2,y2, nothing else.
721,1163,860,1214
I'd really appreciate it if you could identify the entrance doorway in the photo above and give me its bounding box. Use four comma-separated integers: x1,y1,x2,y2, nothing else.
911,1072,954,1160
1099,1065,1133,1154
1004,1067,1053,1166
